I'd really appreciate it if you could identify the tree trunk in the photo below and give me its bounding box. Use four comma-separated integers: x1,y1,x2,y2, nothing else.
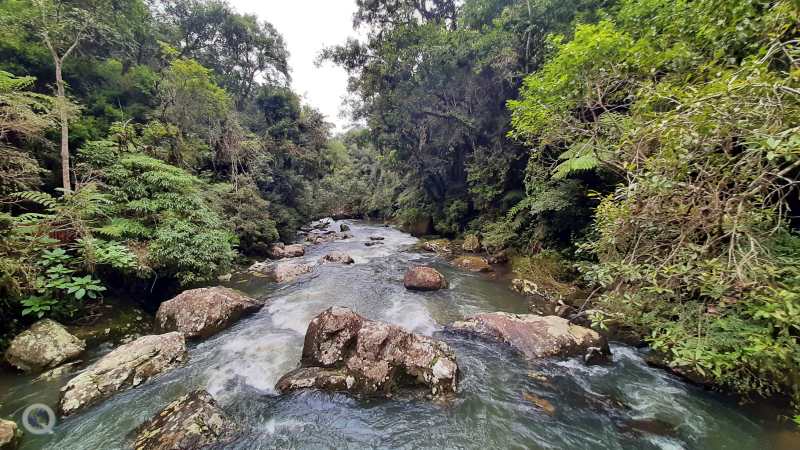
55,60,71,192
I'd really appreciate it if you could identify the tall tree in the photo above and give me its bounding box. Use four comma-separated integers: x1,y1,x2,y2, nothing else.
31,0,108,192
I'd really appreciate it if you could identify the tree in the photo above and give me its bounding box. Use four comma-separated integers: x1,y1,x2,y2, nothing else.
30,0,109,192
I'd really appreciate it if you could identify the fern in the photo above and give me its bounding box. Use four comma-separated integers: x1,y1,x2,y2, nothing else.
551,141,611,179
11,191,57,210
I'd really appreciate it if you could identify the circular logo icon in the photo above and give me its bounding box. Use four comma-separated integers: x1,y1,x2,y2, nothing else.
21,403,56,435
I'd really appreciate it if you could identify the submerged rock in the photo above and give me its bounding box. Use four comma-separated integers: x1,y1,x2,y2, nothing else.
59,333,188,416
319,252,355,265
277,307,459,397
267,243,305,259
449,313,609,361
462,234,481,253
522,392,556,416
451,256,492,273
155,287,265,339
0,419,20,450
403,266,448,291
364,241,383,247
250,260,314,283
4,319,85,373
368,235,385,241
133,390,238,450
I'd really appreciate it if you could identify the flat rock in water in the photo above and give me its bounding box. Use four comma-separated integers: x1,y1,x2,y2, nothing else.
319,252,355,264
132,390,238,450
368,235,385,241
404,266,448,291
277,307,459,397
155,287,265,339
451,256,493,273
249,260,314,283
4,319,85,373
0,419,20,449
449,313,609,360
59,332,188,416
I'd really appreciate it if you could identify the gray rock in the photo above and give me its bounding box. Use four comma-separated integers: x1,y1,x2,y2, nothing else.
155,287,265,339
449,313,610,360
250,260,314,283
4,319,85,373
339,223,350,232
133,390,238,450
277,307,459,397
59,333,188,416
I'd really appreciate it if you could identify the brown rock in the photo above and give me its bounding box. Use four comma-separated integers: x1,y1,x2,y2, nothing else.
4,319,85,373
319,252,355,264
421,239,451,254
267,243,305,259
59,333,188,416
277,307,459,397
402,216,433,237
133,390,238,450
452,256,493,273
522,392,555,416
155,287,265,339
462,234,481,253
403,266,448,291
449,313,609,360
0,419,20,450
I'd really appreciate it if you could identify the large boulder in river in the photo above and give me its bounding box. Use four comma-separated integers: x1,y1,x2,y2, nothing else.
267,243,305,259
449,313,609,361
319,252,354,265
4,319,85,373
0,419,20,450
59,333,187,416
133,390,238,450
277,307,459,397
155,287,265,339
403,266,448,291
451,256,493,273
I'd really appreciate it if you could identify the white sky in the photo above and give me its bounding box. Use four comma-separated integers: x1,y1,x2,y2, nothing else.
229,0,361,132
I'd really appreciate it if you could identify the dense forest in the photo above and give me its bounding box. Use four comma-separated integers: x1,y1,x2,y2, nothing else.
0,0,338,336
317,0,800,421
1,0,800,427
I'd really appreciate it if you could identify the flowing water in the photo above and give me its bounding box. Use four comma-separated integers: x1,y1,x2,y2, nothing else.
1,221,797,449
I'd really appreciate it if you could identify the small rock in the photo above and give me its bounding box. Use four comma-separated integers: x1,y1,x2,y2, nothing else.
368,236,385,241
403,266,448,291
4,319,85,373
155,287,265,339
276,307,459,397
217,273,232,282
452,256,492,273
449,313,610,360
133,390,238,450
0,419,21,449
319,252,355,264
339,223,350,232
59,333,188,416
364,241,383,247
462,234,481,253
421,239,451,254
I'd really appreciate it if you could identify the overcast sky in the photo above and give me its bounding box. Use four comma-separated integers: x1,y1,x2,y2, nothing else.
229,0,361,132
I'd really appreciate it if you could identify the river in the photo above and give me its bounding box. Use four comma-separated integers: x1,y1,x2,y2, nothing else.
0,221,796,449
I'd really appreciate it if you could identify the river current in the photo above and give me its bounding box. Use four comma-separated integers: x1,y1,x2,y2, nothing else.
0,221,796,449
